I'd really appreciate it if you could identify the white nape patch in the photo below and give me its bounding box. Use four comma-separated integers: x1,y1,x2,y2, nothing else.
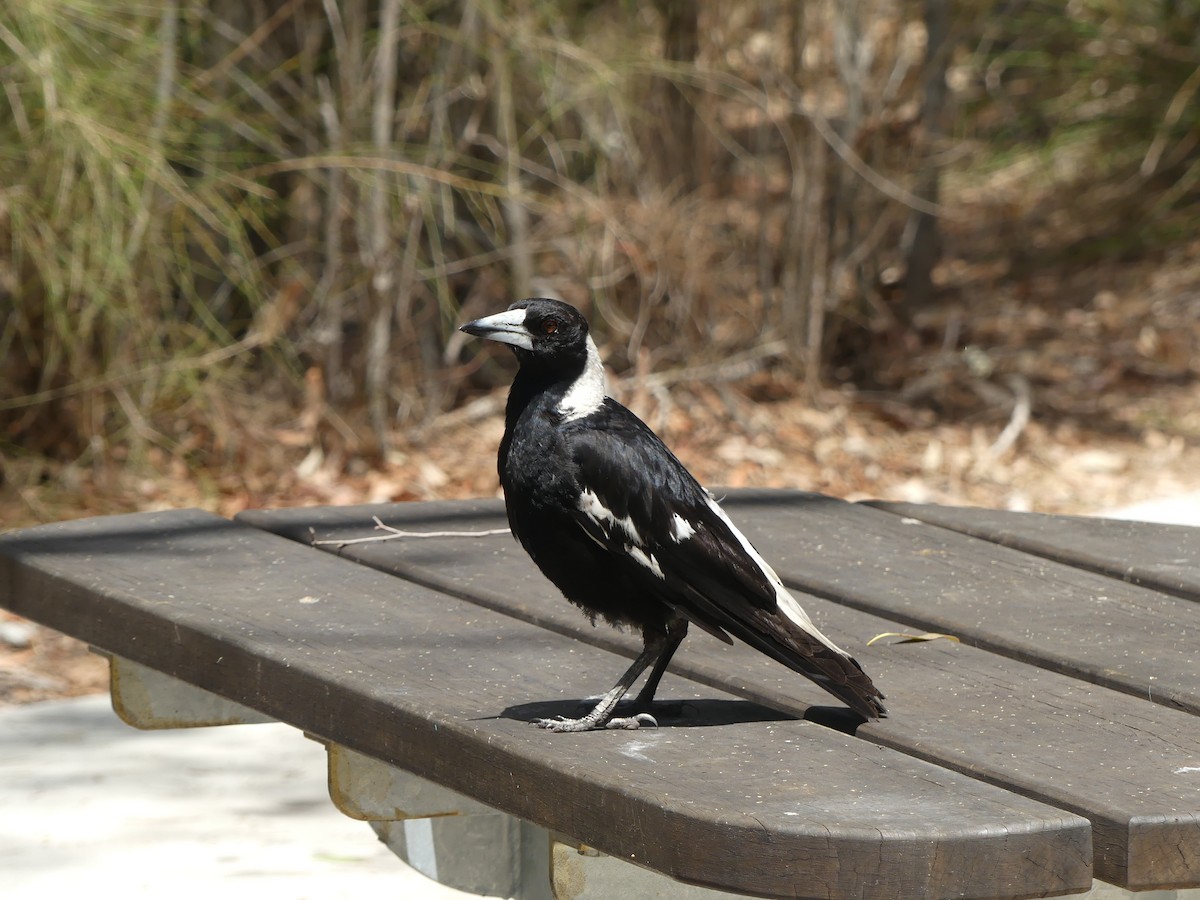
579,488,642,545
704,496,848,657
670,514,697,543
558,336,607,421
628,545,665,579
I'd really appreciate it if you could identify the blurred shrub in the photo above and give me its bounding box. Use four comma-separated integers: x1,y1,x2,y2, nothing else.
956,0,1200,256
1,0,1195,470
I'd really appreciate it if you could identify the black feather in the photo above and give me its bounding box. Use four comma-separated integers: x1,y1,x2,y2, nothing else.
461,299,887,729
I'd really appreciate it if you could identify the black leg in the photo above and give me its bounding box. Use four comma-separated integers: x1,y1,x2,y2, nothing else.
630,617,688,713
534,630,671,733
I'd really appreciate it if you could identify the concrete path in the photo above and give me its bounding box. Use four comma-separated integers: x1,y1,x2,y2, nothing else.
1093,489,1200,526
0,696,482,898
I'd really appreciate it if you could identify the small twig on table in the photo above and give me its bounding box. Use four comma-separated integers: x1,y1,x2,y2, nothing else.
310,516,510,548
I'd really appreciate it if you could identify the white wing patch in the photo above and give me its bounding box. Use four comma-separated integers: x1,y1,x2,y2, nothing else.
558,336,607,421
670,514,697,543
577,488,665,579
704,496,848,657
579,488,642,544
628,545,665,579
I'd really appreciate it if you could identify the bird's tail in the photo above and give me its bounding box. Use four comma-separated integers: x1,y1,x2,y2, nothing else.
741,606,888,720
805,648,888,721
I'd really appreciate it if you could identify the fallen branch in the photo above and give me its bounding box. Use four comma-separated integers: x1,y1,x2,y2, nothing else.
983,373,1032,462
631,339,790,390
310,516,510,548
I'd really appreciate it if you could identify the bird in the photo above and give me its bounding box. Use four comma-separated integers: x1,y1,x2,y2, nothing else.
460,298,886,732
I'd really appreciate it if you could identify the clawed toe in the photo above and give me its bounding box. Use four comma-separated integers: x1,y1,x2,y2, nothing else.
532,715,597,733
531,710,658,732
606,712,658,730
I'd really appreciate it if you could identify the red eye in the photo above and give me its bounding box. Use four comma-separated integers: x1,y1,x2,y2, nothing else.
543,319,558,335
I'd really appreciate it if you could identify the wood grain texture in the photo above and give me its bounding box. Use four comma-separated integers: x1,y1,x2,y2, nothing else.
239,496,1200,890
867,500,1200,603
720,490,1199,716
0,509,1091,900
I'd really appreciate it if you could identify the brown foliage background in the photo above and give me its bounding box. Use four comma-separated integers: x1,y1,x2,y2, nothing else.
2,0,1199,520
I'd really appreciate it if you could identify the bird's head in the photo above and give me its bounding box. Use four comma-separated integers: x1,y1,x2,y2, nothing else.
460,298,590,371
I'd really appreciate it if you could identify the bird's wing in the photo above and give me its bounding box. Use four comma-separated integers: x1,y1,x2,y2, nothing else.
564,401,886,719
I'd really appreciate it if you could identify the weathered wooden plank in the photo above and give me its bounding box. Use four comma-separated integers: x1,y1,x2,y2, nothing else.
719,490,1200,716
721,493,1200,891
239,498,1200,890
867,501,1200,603
0,509,1092,900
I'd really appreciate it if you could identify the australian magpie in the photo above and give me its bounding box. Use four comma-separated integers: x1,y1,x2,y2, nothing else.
460,298,886,732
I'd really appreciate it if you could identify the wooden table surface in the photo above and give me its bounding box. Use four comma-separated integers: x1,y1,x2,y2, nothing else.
2,489,1198,899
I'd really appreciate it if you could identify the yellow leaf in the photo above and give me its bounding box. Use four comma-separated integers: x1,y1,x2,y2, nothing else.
867,631,961,647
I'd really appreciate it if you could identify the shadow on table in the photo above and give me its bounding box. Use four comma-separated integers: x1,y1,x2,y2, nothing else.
499,698,866,733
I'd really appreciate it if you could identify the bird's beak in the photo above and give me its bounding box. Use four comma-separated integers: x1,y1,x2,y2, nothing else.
459,308,534,351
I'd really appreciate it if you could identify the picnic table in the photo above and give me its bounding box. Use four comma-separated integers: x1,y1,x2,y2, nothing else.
1,489,1198,899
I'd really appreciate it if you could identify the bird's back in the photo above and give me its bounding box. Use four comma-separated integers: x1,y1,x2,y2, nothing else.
471,298,885,720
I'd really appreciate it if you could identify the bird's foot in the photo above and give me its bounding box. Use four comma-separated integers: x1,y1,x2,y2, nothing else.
605,712,658,730
533,712,658,733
